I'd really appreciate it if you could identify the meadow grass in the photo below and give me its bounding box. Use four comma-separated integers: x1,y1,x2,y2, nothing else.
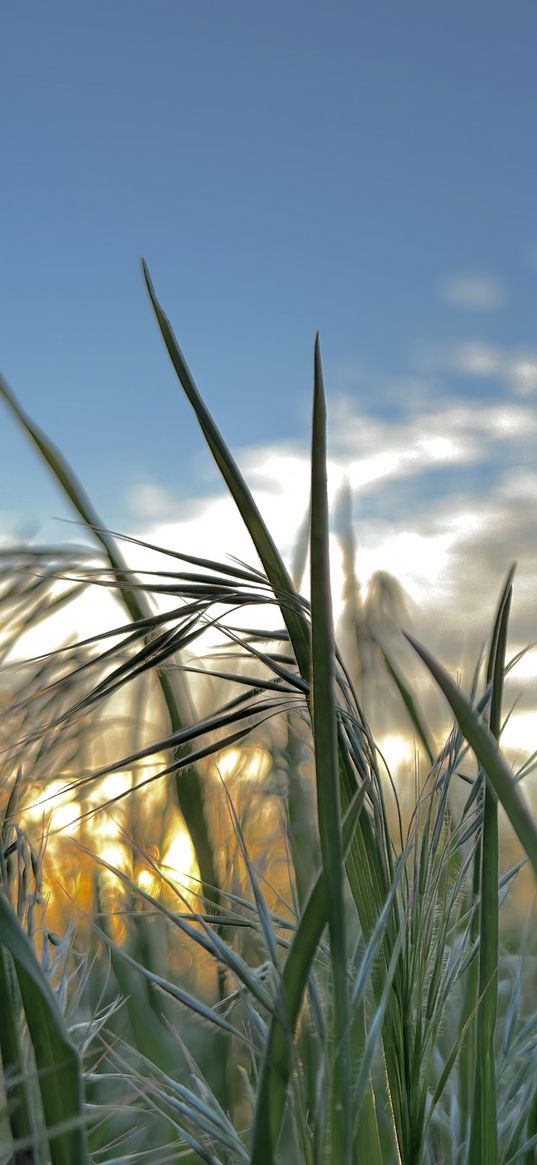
1,269,537,1163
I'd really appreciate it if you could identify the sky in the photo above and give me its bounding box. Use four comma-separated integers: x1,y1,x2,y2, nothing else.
2,1,537,759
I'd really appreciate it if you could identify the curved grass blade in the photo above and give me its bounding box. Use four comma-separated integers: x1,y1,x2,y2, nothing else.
142,260,311,681
89,916,250,1045
0,373,220,909
0,893,89,1165
0,375,117,550
87,851,277,1015
380,645,435,766
405,630,537,879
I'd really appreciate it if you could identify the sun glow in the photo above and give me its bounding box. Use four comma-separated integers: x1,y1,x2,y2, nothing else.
214,745,272,783
500,711,537,759
161,826,197,891
508,646,537,681
15,758,178,935
136,866,159,895
378,733,418,778
22,779,80,837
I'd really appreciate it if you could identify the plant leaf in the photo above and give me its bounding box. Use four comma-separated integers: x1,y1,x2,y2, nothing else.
310,334,351,1162
0,893,89,1165
405,630,537,880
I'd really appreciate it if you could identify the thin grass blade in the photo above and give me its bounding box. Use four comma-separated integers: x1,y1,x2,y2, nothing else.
470,566,514,1165
309,334,351,1162
405,631,537,879
380,645,435,765
0,893,89,1165
250,788,366,1165
142,261,311,680
0,373,220,909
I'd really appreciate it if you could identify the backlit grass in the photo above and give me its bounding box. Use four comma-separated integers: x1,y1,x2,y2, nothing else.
0,270,536,1163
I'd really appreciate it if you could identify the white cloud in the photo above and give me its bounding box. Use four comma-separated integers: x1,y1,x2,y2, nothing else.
507,353,537,396
240,448,310,500
415,338,537,398
329,397,537,494
115,388,537,635
128,481,179,520
486,406,536,436
454,343,537,396
452,341,503,377
439,273,505,311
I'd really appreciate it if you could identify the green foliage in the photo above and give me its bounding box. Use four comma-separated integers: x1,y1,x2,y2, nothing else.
0,896,89,1165
1,271,536,1164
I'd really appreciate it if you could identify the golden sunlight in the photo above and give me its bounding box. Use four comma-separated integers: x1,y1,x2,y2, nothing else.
378,732,418,779
136,866,159,895
22,779,80,839
214,745,272,783
161,825,197,890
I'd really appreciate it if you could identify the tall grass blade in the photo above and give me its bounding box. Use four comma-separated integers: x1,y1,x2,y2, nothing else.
139,276,402,1150
0,763,33,1160
0,373,219,910
0,947,39,1165
141,268,392,923
309,334,351,1162
470,566,514,1165
0,893,89,1165
142,261,311,681
251,790,366,1165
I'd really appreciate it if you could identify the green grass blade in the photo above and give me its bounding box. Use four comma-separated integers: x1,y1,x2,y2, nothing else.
352,925,406,1135
0,375,112,547
250,789,366,1165
141,267,391,912
309,334,351,1163
0,894,89,1165
470,566,514,1165
0,373,220,910
142,260,311,681
380,645,435,765
405,631,537,879
349,849,409,1163
140,279,402,1152
91,918,249,1044
0,947,40,1165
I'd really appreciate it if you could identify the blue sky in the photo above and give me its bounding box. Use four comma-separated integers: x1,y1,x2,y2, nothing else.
2,1,537,741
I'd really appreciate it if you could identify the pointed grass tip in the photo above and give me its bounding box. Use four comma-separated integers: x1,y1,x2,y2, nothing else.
141,257,153,295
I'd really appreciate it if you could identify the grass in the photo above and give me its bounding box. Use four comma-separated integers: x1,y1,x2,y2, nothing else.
0,267,536,1163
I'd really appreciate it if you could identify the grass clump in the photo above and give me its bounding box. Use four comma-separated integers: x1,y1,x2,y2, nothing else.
0,268,536,1163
